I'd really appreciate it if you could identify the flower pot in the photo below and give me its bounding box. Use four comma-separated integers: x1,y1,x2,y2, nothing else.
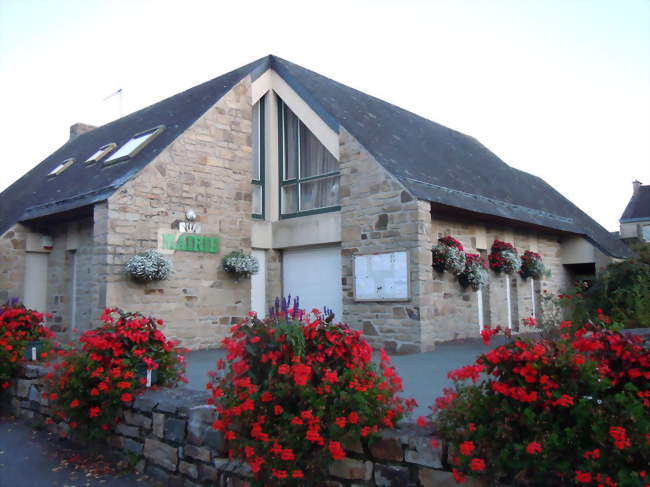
24,340,44,361
136,363,159,388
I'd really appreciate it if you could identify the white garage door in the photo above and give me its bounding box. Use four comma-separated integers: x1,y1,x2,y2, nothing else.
283,246,342,321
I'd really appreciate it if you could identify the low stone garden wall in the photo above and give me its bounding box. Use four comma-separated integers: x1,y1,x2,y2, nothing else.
0,363,465,487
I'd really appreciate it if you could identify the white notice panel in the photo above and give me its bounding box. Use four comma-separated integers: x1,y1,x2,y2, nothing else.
354,250,409,301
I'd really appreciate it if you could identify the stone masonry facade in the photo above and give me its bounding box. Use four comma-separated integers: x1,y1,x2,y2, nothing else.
339,128,430,354
339,126,573,352
102,77,255,349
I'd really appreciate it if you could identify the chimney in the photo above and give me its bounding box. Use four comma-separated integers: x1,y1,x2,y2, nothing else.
69,123,97,141
633,180,642,195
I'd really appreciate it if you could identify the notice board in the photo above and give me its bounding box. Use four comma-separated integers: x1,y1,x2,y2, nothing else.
353,250,409,301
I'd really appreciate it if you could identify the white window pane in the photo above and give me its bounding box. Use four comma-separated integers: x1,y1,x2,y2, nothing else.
252,185,263,215
281,184,298,214
252,102,261,180
48,158,75,177
300,123,337,178
283,106,298,180
299,175,339,211
105,131,155,162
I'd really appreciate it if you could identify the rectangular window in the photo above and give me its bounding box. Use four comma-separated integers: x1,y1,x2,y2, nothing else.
279,99,339,217
48,158,75,177
105,125,165,164
85,143,117,165
252,96,265,218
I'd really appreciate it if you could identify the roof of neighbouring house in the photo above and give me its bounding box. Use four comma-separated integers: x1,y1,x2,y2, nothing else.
0,55,631,258
620,185,650,222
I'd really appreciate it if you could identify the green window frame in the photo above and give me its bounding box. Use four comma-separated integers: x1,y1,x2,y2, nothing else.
252,96,265,219
278,98,340,219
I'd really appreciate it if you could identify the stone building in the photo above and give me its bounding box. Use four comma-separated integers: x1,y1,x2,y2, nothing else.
619,180,650,244
0,55,630,352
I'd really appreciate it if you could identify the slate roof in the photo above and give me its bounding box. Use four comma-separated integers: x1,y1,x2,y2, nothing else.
0,55,631,258
620,185,650,222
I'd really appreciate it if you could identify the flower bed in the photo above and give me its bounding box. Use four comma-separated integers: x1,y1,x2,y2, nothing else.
125,249,173,282
1,299,55,391
457,253,489,291
222,250,259,279
208,297,416,485
519,250,546,280
44,308,187,439
432,236,466,275
432,318,650,486
488,239,521,274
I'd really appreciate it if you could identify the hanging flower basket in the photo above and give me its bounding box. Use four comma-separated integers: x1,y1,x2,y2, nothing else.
125,249,172,283
488,240,521,274
432,236,466,275
222,251,259,279
457,253,489,290
519,250,546,280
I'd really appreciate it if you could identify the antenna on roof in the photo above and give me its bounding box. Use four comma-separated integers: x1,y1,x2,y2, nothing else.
102,88,123,118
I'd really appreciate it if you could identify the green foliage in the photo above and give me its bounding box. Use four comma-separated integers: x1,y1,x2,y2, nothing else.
562,248,650,328
0,300,55,390
45,308,186,440
432,320,649,486
209,306,415,485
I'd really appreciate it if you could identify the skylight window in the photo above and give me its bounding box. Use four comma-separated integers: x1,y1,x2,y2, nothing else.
47,158,75,177
104,125,165,164
85,143,117,165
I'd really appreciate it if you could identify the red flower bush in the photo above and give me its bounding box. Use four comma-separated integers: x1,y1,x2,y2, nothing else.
208,298,415,485
45,308,187,439
488,239,521,274
0,298,55,390
433,317,649,486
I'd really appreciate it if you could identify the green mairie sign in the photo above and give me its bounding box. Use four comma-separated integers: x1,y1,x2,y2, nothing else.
162,233,219,253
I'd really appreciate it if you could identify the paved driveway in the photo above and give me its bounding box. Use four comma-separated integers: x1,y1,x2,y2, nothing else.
0,419,154,487
185,335,510,418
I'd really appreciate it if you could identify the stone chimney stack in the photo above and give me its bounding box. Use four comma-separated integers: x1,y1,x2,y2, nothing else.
69,123,97,141
633,180,642,195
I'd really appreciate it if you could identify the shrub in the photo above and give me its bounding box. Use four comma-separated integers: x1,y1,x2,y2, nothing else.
222,250,259,279
208,297,415,485
432,319,650,486
1,299,55,391
433,236,467,275
45,308,187,439
563,257,650,329
457,253,489,291
519,250,546,280
488,239,521,274
125,249,172,282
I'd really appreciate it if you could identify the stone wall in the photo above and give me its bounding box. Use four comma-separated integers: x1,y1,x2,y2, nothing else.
3,363,463,487
41,217,101,335
339,129,428,354
0,223,28,303
102,77,255,350
425,216,573,346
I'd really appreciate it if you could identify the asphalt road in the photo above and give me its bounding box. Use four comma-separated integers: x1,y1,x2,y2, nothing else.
184,334,511,418
0,419,154,487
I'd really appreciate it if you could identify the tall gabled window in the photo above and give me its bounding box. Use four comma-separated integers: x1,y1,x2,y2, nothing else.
85,143,117,165
105,125,165,165
278,99,339,217
47,158,75,177
252,97,265,218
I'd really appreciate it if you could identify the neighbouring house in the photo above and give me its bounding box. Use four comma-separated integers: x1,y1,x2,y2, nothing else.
0,55,631,353
620,180,650,244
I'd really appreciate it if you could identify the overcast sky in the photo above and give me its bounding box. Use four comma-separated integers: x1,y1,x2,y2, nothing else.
0,0,648,231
